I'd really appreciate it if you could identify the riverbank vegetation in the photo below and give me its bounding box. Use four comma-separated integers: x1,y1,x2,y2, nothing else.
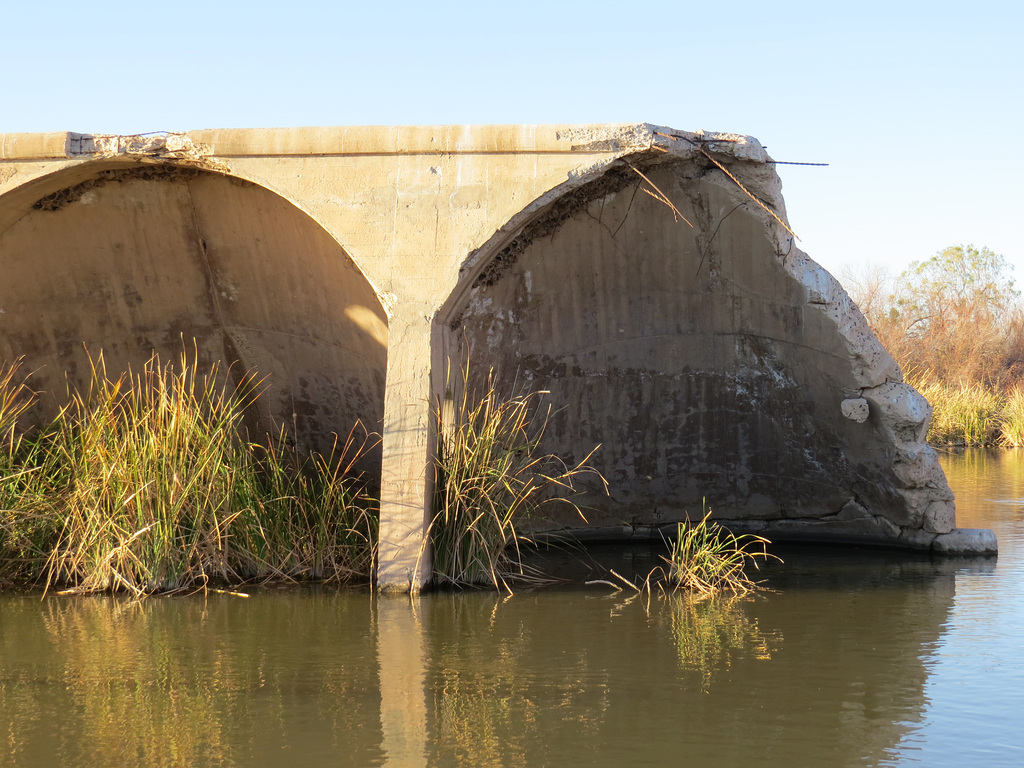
0,352,377,595
844,245,1024,445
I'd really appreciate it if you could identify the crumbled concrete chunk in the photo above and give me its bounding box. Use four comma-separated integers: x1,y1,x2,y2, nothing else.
841,397,869,423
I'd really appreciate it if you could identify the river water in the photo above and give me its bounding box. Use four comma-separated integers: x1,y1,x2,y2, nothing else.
1,449,1022,767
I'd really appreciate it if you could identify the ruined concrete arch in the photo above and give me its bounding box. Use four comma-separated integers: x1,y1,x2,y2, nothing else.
440,133,969,552
0,157,389,469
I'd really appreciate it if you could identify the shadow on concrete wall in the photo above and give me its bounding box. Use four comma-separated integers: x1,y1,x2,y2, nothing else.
0,162,388,472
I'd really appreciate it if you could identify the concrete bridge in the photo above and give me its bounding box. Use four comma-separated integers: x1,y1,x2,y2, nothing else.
0,124,996,591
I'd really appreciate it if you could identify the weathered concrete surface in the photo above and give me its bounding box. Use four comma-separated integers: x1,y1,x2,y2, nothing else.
0,165,387,466
0,124,997,592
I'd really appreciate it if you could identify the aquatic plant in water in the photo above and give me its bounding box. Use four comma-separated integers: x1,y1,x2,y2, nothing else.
660,510,775,597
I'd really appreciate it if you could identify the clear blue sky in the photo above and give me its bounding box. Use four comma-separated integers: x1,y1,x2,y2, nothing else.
4,0,1020,286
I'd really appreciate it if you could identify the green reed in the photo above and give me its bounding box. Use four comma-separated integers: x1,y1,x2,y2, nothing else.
230,426,378,583
0,360,29,511
0,359,50,584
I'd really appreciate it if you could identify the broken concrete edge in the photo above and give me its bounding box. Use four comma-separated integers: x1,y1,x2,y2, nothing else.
529,522,998,556
686,137,955,543
64,132,201,158
435,123,960,570
0,131,206,161
778,246,953,546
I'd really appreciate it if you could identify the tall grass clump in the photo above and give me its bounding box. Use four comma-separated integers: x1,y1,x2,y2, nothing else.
658,509,775,597
429,371,605,592
35,352,253,594
0,360,32,504
0,350,378,595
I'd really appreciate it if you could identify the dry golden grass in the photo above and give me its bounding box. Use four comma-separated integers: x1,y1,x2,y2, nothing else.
428,369,605,592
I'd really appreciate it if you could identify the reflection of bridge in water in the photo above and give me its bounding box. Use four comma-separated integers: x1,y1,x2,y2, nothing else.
0,555,981,765
0,125,995,590
379,557,967,767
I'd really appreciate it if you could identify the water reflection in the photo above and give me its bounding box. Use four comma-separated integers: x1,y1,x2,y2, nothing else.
1,591,384,768
0,542,981,767
899,449,1024,767
415,567,952,768
940,447,1024,535
661,593,779,688
377,596,427,768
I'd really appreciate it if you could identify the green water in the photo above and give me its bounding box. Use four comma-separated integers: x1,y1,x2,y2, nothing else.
1,449,1022,767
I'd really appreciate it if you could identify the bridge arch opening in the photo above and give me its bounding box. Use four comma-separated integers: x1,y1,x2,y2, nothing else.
0,161,387,471
443,155,941,544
